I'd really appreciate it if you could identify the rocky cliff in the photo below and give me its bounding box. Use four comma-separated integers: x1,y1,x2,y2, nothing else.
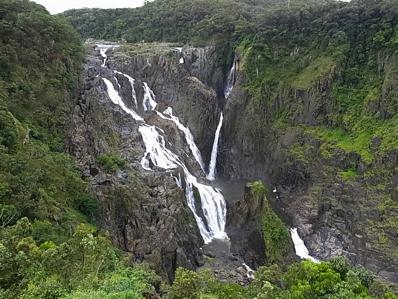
220,46,398,283
68,42,261,282
69,38,397,285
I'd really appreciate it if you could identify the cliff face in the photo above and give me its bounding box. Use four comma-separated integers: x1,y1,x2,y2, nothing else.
69,40,397,285
220,48,398,283
68,43,227,281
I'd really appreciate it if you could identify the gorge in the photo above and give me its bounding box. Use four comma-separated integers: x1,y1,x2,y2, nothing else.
1,0,397,298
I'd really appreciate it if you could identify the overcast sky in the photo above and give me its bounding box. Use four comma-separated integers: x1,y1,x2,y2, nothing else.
32,0,146,14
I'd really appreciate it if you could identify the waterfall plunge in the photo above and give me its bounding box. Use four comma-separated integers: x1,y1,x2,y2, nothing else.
224,62,236,99
207,113,223,181
290,228,319,263
206,61,236,181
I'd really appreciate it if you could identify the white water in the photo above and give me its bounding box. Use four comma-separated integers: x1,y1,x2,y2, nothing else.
102,78,144,122
207,113,224,181
224,62,236,99
171,172,183,189
101,71,227,243
114,76,122,90
243,263,255,279
139,123,227,243
97,44,115,67
114,71,138,107
290,228,319,263
142,82,157,111
157,107,205,172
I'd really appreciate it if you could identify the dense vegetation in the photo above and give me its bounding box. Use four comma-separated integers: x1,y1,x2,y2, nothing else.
63,0,332,45
0,1,159,298
169,258,396,298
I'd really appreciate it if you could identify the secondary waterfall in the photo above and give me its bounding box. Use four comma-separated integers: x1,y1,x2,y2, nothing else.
115,71,138,107
157,107,205,172
176,47,184,64
97,44,116,67
100,62,227,244
207,113,223,181
224,62,236,99
142,82,157,111
290,228,319,263
102,78,143,122
206,60,236,181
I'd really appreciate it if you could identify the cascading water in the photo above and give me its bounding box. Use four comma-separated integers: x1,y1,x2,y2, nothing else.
101,64,227,244
114,71,138,107
290,228,319,263
157,107,205,172
138,122,227,243
207,113,223,181
96,44,116,67
224,62,236,99
176,47,184,64
142,82,157,111
102,78,143,122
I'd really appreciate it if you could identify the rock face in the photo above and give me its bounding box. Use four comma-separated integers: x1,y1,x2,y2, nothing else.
220,49,398,283
109,44,226,163
68,40,397,285
226,184,267,268
68,43,229,281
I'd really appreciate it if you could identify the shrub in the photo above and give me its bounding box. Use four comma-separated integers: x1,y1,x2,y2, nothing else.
98,154,125,172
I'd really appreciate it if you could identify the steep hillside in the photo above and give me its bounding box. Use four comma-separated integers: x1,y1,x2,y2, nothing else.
0,1,160,298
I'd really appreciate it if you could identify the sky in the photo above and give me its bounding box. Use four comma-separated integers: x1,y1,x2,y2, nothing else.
32,0,146,14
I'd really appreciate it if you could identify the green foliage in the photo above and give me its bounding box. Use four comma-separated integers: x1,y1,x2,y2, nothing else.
169,268,201,299
0,106,18,150
292,56,336,90
0,2,159,298
248,181,292,265
247,180,268,198
98,154,126,172
0,218,159,299
339,168,358,181
169,259,395,299
262,199,292,265
169,268,249,299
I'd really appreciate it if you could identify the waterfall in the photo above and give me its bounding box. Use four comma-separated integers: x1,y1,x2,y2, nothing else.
114,71,138,107
102,78,143,122
290,228,319,263
224,62,236,99
157,107,205,172
242,263,255,279
96,44,115,67
142,82,157,111
139,123,227,243
102,71,227,244
207,113,223,181
205,59,236,180
176,47,184,64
